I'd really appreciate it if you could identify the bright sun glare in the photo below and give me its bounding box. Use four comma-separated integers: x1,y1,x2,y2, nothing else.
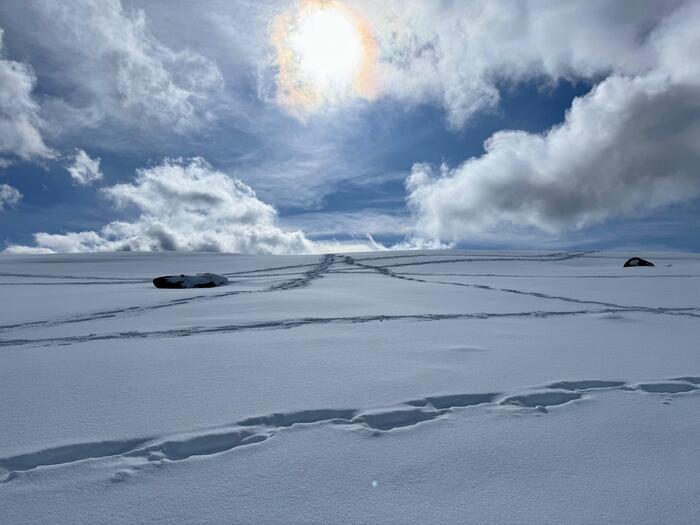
292,7,362,90
272,0,377,113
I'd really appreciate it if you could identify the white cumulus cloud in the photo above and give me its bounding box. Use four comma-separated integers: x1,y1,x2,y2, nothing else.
0,27,54,160
6,158,317,254
66,149,103,185
0,183,22,211
404,0,700,241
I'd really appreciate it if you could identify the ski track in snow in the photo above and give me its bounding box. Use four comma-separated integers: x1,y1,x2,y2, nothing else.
339,255,700,317
3,305,700,349
0,376,697,483
0,254,336,333
2,251,699,342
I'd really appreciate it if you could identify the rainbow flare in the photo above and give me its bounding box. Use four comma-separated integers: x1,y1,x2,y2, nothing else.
271,0,378,115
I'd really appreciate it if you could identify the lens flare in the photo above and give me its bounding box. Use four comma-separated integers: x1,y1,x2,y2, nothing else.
271,0,377,114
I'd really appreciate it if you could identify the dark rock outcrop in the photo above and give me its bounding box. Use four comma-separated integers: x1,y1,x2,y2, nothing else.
153,273,229,289
623,257,654,268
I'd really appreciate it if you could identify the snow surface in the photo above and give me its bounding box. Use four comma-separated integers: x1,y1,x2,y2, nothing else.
1,250,699,524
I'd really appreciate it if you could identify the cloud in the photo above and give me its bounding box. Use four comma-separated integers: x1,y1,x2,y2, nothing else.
66,149,103,185
0,0,224,134
267,0,378,116
367,0,682,128
405,0,700,241
282,209,412,238
4,0,698,252
5,156,411,255
0,183,22,211
0,28,54,160
6,158,318,254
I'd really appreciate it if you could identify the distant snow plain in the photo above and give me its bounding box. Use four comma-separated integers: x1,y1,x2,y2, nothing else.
1,250,699,524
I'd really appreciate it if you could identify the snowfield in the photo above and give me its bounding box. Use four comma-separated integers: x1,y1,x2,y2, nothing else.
1,250,699,524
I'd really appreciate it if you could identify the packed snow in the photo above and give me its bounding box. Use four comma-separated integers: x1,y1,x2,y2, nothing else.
0,250,699,524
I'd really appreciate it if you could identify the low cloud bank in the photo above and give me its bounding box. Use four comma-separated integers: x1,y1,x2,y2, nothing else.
5,156,443,255
6,158,317,254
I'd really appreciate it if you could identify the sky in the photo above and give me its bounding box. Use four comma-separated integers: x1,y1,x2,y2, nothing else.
1,0,699,254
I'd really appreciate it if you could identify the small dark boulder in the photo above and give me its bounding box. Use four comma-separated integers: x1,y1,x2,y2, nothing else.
153,273,229,289
623,257,654,268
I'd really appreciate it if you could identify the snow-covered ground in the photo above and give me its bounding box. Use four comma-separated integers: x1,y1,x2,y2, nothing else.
1,250,699,524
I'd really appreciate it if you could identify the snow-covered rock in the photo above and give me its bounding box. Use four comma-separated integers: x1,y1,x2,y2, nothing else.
623,256,655,267
152,273,228,289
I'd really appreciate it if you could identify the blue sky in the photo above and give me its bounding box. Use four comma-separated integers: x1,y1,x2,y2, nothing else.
1,0,699,253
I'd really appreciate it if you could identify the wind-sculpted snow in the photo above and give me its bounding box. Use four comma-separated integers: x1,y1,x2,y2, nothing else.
1,375,696,483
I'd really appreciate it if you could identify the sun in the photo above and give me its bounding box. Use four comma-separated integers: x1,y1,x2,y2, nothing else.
271,0,377,114
292,6,362,91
